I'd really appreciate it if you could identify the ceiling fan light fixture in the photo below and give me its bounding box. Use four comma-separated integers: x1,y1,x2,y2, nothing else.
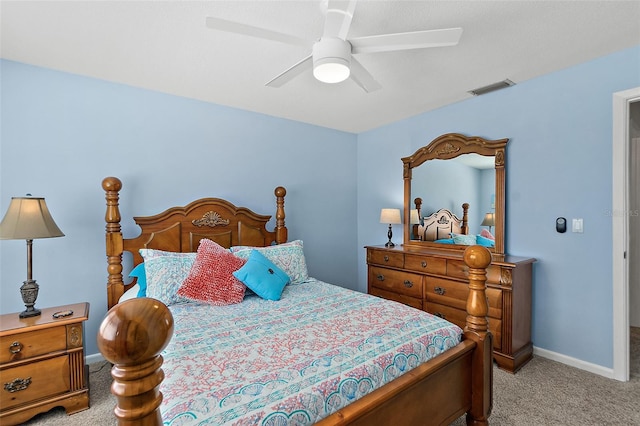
313,37,351,84
314,58,350,83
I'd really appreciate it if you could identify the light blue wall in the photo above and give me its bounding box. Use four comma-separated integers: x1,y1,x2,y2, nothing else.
357,45,640,369
3,44,639,370
0,60,358,357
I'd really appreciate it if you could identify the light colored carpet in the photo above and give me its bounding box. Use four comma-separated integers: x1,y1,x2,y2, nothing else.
25,328,640,425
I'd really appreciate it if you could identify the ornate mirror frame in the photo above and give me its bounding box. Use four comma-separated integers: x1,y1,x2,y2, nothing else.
402,133,509,255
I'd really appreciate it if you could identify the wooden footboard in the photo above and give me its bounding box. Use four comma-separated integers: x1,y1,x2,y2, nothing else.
97,245,492,425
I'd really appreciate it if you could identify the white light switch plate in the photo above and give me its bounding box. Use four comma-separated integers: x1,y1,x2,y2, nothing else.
572,218,583,233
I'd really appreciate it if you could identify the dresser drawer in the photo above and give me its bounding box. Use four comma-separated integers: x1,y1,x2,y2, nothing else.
0,355,70,410
369,287,422,310
425,277,503,319
0,327,67,363
447,259,501,283
425,302,502,351
404,254,446,275
369,266,423,299
367,249,404,268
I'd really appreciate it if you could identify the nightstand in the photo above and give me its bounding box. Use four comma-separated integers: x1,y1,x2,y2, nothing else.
0,302,90,425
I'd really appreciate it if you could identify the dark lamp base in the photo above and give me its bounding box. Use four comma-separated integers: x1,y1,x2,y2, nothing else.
385,241,395,247
19,308,42,318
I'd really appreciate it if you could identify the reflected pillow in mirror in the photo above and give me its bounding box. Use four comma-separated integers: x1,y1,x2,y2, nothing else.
480,229,495,240
434,238,455,244
451,233,476,245
476,235,495,248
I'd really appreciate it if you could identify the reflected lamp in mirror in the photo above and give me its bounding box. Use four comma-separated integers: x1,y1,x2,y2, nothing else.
481,212,495,233
0,196,65,318
380,208,401,247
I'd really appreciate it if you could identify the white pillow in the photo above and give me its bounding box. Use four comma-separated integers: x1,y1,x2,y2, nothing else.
118,284,140,303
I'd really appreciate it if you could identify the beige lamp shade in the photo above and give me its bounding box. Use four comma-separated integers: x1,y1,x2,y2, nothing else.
481,212,495,227
0,197,65,240
380,208,401,224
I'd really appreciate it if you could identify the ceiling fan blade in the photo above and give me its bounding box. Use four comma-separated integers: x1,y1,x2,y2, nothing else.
265,54,313,88
349,57,381,93
206,17,308,47
323,0,357,40
350,27,463,54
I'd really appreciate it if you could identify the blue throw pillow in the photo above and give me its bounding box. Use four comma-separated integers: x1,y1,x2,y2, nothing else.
129,263,147,297
232,250,290,301
476,234,495,248
434,238,455,244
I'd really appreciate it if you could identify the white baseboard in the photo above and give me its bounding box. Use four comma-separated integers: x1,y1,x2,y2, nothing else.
86,352,106,365
533,346,615,380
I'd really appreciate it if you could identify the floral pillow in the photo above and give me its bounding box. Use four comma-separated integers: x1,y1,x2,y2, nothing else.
230,240,309,284
177,239,247,305
139,249,196,306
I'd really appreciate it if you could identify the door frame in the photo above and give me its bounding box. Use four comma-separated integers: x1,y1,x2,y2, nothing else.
612,86,640,381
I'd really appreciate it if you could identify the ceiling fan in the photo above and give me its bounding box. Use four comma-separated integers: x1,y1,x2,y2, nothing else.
205,0,462,93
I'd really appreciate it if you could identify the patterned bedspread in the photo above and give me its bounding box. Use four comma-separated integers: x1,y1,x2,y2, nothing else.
161,278,463,425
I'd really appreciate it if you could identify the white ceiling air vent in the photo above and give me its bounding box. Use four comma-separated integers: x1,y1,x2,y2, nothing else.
468,79,515,96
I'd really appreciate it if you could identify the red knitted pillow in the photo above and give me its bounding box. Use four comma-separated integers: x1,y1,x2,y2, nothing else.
177,239,247,305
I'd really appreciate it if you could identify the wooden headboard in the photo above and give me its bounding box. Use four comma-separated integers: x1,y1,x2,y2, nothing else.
414,199,469,241
102,177,288,309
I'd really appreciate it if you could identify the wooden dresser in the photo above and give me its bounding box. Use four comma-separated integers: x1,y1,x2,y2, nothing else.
0,302,90,425
366,245,534,373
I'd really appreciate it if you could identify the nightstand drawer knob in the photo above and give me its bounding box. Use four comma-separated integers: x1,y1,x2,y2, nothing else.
421,261,427,268
403,280,413,288
4,377,31,393
376,274,385,281
9,341,23,354
383,255,389,262
434,286,446,295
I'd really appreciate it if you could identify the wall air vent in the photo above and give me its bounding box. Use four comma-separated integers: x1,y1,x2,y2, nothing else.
468,79,515,96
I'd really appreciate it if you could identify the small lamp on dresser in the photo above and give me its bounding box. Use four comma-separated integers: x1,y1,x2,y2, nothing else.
0,195,64,318
380,208,401,248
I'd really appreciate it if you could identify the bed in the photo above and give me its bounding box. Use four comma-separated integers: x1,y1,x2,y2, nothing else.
97,176,493,426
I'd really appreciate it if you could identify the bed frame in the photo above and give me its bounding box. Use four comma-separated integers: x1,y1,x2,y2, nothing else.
97,176,493,426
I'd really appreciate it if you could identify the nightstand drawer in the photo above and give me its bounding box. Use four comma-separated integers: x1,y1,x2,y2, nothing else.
0,327,67,363
404,254,446,275
367,249,404,268
369,267,423,299
0,355,70,410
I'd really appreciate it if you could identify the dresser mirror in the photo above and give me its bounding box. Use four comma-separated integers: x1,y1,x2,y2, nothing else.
402,133,508,255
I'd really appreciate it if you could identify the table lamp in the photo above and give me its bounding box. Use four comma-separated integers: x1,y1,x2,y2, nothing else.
0,196,64,318
380,208,401,247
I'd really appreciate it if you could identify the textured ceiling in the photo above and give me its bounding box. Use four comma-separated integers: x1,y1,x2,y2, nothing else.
1,1,639,133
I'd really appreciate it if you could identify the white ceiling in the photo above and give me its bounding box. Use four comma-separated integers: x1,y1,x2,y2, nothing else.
1,1,639,133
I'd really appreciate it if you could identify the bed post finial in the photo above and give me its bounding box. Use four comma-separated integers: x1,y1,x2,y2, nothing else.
103,177,124,309
98,298,174,426
274,186,288,244
463,245,493,426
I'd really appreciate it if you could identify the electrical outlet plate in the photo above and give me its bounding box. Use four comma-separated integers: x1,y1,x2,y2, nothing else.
572,218,583,233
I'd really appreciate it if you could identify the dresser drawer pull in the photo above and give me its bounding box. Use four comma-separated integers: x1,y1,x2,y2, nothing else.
421,261,427,268
4,377,32,393
383,255,389,262
434,286,446,295
376,274,385,281
9,341,23,354
434,312,446,319
403,280,413,288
